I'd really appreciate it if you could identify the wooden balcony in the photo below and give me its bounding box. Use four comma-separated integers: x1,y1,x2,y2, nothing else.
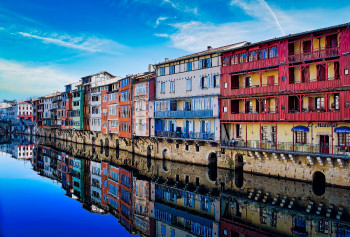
287,110,341,121
222,57,280,73
288,77,342,92
221,111,280,121
223,84,280,97
288,47,339,62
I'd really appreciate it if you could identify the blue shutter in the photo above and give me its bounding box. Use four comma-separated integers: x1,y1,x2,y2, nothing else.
200,77,203,89
207,58,211,68
210,75,214,88
199,60,203,69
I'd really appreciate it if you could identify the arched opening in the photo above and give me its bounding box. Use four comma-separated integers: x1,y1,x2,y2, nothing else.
312,171,326,196
147,146,152,159
116,139,119,150
235,153,244,171
92,137,96,146
105,138,109,148
100,139,103,147
208,152,217,181
105,147,109,157
162,149,168,159
235,169,244,189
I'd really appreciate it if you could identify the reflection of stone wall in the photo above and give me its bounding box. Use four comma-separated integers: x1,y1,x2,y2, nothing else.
37,128,350,187
39,138,350,216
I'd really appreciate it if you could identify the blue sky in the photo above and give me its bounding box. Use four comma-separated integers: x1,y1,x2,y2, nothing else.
0,0,349,101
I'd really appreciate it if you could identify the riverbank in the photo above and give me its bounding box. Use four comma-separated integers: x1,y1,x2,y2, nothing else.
36,128,350,187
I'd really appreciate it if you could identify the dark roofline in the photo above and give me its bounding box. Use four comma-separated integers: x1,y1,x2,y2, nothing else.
155,41,249,66
221,22,350,53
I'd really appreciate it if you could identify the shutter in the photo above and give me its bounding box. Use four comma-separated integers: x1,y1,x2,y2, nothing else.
200,77,203,89
309,97,314,111
199,60,203,69
210,75,214,88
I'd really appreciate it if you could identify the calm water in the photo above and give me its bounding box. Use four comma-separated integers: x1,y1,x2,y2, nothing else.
0,135,350,237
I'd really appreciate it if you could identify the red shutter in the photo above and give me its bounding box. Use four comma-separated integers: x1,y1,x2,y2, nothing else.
267,76,275,86
308,97,314,111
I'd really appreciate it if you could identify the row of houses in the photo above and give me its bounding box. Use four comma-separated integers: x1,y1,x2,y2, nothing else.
29,143,350,237
7,22,350,158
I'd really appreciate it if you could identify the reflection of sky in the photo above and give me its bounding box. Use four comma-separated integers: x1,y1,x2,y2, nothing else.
0,154,133,237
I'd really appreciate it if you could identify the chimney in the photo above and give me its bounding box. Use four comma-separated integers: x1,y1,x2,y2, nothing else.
207,46,212,50
165,58,169,61
148,64,155,72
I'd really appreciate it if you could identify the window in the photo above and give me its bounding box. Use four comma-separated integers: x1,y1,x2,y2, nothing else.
261,126,268,141
135,84,146,95
231,55,239,64
272,126,277,144
108,105,117,115
200,58,211,69
170,81,175,93
155,101,170,111
108,93,117,101
120,78,129,87
160,67,165,76
296,132,307,144
245,77,252,88
135,101,146,111
191,98,212,110
120,91,129,102
249,51,258,61
170,65,175,74
160,82,165,94
222,56,230,66
213,75,220,87
334,93,340,110
186,62,192,71
259,48,268,59
338,133,350,146
161,225,166,236
315,97,325,110
200,120,210,133
171,229,175,237
120,106,130,117
239,53,247,63
200,76,210,89
236,124,242,138
269,46,278,58
186,79,192,91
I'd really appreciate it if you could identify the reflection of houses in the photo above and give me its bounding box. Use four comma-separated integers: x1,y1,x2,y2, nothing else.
119,167,133,231
133,174,150,236
220,191,350,237
107,164,119,214
91,161,102,205
150,180,220,237
72,157,85,201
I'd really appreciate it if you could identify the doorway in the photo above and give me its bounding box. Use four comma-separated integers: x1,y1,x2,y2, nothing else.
320,135,329,153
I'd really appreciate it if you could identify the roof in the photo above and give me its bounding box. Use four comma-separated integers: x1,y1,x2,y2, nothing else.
221,22,350,53
155,41,249,66
81,71,115,79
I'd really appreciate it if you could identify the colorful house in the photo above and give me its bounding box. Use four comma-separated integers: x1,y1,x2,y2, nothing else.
118,76,133,139
220,23,350,160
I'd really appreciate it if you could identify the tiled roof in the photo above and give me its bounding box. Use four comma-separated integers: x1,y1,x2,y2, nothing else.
155,41,249,66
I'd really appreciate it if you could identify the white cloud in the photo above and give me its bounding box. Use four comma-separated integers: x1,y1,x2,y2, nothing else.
156,2,350,52
155,16,168,27
18,31,125,54
0,59,77,96
162,0,198,15
230,0,285,35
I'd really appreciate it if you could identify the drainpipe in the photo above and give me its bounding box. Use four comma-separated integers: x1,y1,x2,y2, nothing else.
292,122,295,152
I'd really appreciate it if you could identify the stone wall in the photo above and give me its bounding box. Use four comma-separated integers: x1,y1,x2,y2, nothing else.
36,128,350,187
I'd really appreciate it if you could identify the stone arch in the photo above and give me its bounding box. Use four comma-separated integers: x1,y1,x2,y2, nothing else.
92,137,96,146
116,139,119,150
312,171,326,196
162,149,168,159
105,137,109,148
100,139,103,147
105,147,109,157
147,145,152,158
208,152,218,181
208,152,217,167
235,153,244,171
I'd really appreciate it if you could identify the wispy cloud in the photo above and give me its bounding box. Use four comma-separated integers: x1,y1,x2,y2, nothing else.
0,59,77,97
230,0,285,35
155,16,168,27
17,31,125,54
162,0,198,15
156,1,350,52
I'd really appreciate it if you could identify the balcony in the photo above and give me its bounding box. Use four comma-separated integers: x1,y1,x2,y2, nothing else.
288,77,341,92
288,47,339,62
227,83,280,97
221,140,349,156
154,110,213,119
222,111,279,122
156,131,214,140
287,110,341,121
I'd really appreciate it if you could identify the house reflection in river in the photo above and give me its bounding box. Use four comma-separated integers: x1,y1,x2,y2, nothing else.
24,140,350,237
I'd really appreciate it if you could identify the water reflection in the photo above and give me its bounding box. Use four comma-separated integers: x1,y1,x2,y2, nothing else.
1,136,350,237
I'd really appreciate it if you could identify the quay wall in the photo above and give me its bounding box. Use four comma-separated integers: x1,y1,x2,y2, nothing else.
37,128,350,187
